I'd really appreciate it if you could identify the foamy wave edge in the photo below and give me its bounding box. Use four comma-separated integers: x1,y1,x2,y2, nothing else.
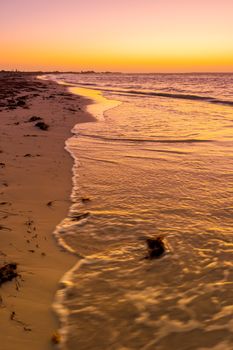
52,141,87,349
50,80,122,349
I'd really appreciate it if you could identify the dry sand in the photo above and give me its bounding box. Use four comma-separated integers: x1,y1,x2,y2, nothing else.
0,73,94,349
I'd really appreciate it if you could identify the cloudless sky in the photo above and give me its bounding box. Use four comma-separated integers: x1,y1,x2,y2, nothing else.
1,0,233,72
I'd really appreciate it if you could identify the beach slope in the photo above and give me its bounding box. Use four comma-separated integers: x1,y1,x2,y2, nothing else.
0,73,93,349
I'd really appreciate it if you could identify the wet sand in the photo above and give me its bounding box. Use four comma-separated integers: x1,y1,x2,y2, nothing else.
0,73,94,349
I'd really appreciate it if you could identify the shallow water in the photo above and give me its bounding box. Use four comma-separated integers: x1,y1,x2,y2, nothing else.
48,73,233,350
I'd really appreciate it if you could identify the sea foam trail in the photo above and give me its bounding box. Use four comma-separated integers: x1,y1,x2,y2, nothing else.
51,84,122,349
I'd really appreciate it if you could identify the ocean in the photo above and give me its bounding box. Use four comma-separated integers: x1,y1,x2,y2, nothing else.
46,73,233,350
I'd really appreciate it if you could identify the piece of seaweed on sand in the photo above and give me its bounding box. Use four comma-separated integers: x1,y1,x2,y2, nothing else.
27,116,43,123
0,263,18,286
35,121,49,131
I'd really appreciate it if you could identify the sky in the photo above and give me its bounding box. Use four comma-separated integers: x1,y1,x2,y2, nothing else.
1,0,233,72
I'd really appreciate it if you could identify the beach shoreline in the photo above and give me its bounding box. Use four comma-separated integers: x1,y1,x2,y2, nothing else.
0,73,95,349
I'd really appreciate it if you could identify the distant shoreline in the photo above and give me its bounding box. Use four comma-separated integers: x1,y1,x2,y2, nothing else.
1,70,233,76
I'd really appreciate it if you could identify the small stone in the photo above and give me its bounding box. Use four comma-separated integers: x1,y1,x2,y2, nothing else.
81,197,91,203
51,331,61,344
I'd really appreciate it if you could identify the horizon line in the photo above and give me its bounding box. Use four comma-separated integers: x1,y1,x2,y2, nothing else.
1,69,233,75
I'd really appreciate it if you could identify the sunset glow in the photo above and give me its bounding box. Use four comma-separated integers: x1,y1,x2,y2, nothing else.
1,0,233,72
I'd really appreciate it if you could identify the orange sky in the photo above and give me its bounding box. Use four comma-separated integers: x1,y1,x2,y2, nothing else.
1,0,233,72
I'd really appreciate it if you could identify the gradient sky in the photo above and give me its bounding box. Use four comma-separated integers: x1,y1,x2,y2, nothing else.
1,0,233,72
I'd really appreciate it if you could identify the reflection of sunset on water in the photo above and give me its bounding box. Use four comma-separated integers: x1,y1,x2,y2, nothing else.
46,72,233,350
1,0,233,349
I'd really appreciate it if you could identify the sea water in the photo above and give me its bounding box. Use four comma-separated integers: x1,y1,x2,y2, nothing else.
48,73,233,350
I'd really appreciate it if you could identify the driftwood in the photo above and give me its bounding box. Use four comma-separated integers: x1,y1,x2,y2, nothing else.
0,263,18,286
145,236,165,259
10,311,32,331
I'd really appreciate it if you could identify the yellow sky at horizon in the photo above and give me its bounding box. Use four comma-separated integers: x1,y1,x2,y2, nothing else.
1,0,233,72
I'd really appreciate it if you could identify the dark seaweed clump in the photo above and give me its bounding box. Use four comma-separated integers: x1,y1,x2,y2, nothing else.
0,263,18,285
27,116,43,123
35,121,49,131
145,236,165,259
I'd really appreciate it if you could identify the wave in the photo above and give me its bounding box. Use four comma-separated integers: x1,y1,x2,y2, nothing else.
141,148,188,154
71,81,98,87
68,82,233,107
77,133,212,144
126,90,233,106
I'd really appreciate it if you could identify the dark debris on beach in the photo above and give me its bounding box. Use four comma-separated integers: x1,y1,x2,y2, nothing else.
26,116,43,123
0,73,47,111
0,263,18,286
34,121,49,131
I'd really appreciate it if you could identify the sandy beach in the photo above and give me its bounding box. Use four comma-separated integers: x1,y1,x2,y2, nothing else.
0,73,94,349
